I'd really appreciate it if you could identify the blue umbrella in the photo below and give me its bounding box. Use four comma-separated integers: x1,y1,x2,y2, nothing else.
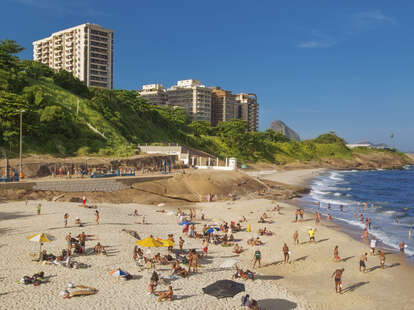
206,227,220,234
179,220,193,226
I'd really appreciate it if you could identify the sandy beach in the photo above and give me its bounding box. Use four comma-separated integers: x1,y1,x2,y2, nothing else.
1,169,414,310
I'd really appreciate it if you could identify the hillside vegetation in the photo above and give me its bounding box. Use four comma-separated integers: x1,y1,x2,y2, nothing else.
0,39,410,166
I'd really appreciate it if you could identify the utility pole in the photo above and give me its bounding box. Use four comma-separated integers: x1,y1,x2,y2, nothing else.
19,110,25,179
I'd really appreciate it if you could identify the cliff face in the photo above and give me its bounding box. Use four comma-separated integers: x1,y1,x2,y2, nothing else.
282,151,413,170
270,120,300,141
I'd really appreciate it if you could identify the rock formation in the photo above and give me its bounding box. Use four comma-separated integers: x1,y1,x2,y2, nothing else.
270,120,300,141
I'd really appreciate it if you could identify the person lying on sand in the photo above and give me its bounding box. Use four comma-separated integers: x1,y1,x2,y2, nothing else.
156,209,166,213
172,262,188,277
253,237,263,246
258,227,273,236
233,265,255,280
75,217,82,227
233,244,243,254
158,286,173,302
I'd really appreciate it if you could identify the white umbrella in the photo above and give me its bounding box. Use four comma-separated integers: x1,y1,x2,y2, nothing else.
220,259,240,269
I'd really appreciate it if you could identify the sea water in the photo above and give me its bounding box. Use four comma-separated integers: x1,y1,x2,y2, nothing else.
298,166,414,257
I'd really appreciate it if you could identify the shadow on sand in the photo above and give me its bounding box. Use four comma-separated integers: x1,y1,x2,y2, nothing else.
255,274,283,281
342,281,369,294
340,256,354,262
258,298,297,310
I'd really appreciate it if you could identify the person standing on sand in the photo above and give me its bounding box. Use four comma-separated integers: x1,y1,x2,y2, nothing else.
370,237,377,255
179,237,184,253
95,210,100,224
283,243,290,263
399,241,405,257
308,228,316,243
202,239,208,256
331,268,344,294
359,253,368,273
36,203,41,215
252,250,261,268
333,246,340,262
82,196,86,206
293,230,299,245
379,250,386,269
361,228,369,242
64,213,69,228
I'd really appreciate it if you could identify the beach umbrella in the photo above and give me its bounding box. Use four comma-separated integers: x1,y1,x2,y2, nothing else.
202,280,245,299
219,259,240,269
136,237,163,247
109,268,128,277
159,239,174,247
179,220,193,226
26,232,55,254
206,227,220,234
26,233,55,243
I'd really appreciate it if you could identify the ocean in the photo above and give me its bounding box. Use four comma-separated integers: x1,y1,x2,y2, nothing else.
297,165,414,257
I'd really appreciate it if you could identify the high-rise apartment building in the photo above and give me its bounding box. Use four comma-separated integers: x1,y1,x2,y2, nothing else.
210,87,236,126
33,23,114,89
167,80,211,122
138,84,168,106
233,93,259,131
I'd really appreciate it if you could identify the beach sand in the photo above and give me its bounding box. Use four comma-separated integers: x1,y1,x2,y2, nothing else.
1,169,413,310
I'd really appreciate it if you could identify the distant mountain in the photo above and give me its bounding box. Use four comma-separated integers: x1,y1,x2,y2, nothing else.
270,120,300,141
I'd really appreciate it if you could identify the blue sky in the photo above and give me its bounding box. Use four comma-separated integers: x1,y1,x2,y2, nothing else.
2,0,413,151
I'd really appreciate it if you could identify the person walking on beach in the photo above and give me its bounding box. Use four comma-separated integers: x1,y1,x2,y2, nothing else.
379,250,385,269
36,203,41,215
252,250,261,268
283,243,290,263
64,213,69,228
179,237,184,253
331,268,344,294
399,241,405,257
370,237,377,256
95,210,100,224
359,253,368,273
293,230,299,245
202,239,208,256
333,246,340,262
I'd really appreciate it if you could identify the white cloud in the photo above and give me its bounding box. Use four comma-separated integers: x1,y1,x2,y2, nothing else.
298,41,334,48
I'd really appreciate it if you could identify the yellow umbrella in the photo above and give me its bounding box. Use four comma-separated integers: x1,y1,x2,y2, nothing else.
136,237,163,247
26,233,55,243
159,239,174,247
26,233,55,253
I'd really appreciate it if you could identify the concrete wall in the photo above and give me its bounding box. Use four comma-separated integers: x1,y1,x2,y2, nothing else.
1,175,172,193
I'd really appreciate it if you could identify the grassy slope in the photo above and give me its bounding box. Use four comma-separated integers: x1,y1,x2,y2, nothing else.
6,78,411,168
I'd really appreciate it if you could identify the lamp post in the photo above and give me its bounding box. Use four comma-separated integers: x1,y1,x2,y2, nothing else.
19,110,25,179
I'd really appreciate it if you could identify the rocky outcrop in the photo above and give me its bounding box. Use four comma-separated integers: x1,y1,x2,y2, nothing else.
270,120,300,141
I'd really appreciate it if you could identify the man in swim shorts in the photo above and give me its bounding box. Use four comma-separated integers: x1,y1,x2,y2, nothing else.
379,250,385,269
331,268,344,293
399,241,405,257
359,253,368,273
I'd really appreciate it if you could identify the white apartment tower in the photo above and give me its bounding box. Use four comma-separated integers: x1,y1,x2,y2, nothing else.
167,80,212,122
138,84,168,106
32,23,114,89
